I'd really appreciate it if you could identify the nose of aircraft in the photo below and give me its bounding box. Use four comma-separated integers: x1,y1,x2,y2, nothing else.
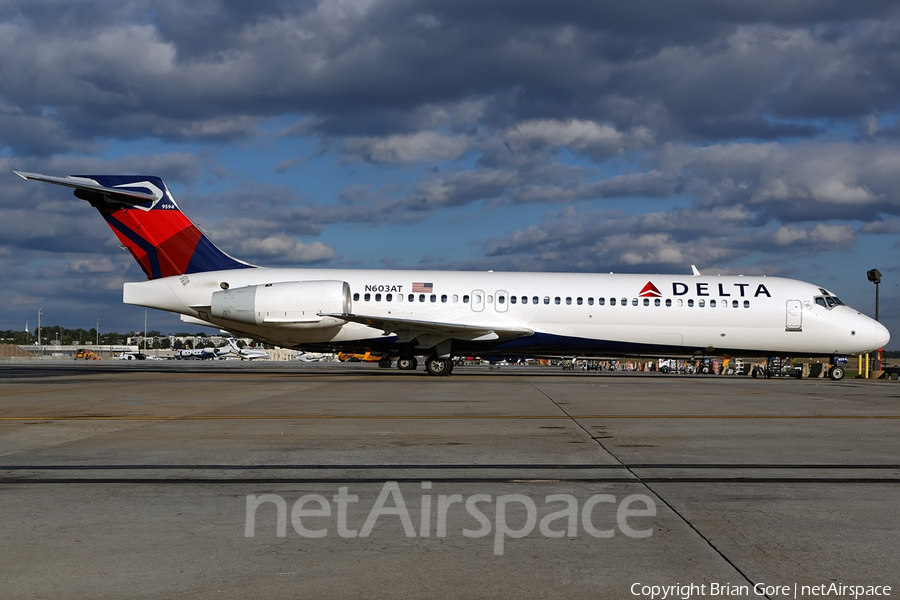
875,321,890,349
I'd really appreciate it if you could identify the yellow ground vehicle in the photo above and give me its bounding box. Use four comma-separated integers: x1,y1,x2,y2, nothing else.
74,349,101,360
337,351,379,362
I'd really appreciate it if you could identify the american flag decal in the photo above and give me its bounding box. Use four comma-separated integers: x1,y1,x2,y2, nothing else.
412,282,433,293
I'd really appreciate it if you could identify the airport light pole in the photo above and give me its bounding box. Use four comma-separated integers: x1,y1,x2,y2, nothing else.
96,319,100,346
867,269,883,373
37,308,42,357
867,269,881,322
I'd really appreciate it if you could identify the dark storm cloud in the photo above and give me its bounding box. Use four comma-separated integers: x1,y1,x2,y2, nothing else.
658,142,900,222
0,104,84,156
473,204,857,275
327,134,900,227
3,0,900,153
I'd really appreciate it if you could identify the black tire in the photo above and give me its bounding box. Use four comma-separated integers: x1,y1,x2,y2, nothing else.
425,357,452,376
397,357,417,370
660,366,670,374
829,366,845,381
378,357,392,368
700,365,711,374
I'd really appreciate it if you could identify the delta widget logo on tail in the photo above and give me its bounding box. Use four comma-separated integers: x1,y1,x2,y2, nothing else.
639,282,662,297
74,174,253,280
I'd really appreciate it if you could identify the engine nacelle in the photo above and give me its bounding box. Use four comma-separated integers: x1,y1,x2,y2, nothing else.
210,280,351,329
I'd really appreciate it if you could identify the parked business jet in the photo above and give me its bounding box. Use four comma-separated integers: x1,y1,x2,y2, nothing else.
293,351,333,362
176,345,230,360
16,172,889,378
225,338,270,361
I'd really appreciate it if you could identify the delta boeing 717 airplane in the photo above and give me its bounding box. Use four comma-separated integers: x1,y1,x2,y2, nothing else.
16,171,889,378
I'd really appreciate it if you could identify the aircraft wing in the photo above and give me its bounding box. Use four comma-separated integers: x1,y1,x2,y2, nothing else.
320,312,533,345
14,171,160,203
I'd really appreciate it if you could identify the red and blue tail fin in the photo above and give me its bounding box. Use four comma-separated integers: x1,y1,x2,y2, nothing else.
15,172,254,280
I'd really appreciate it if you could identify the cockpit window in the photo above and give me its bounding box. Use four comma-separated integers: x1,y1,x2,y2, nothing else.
817,288,844,305
816,295,838,308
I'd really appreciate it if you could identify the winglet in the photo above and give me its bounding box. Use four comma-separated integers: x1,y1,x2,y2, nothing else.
691,265,701,276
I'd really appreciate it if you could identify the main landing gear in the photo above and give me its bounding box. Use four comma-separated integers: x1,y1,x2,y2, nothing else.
397,357,418,371
425,356,453,377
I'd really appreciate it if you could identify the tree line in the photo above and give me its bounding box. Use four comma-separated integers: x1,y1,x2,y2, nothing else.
0,326,222,349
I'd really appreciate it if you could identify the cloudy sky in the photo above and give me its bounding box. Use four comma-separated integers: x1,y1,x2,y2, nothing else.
1,0,898,346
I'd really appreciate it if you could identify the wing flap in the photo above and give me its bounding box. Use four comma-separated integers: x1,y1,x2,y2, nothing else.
262,316,325,324
320,312,533,344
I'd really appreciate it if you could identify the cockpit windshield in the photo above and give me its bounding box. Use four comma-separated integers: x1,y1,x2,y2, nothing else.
818,288,845,304
814,294,844,309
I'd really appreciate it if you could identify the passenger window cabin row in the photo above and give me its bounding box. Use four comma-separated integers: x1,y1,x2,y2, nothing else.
351,292,752,308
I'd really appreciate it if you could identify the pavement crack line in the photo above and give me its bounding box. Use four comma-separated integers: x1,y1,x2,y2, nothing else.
523,377,772,600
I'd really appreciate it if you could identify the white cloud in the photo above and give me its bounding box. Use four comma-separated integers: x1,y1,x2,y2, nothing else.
231,235,336,264
343,131,472,163
770,223,856,251
505,119,652,156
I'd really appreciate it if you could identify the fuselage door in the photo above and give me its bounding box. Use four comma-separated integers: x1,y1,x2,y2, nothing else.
471,290,485,312
495,290,508,313
786,299,802,331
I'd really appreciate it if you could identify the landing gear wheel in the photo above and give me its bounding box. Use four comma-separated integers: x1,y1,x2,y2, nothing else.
425,357,452,376
378,357,392,369
397,357,418,371
828,366,845,381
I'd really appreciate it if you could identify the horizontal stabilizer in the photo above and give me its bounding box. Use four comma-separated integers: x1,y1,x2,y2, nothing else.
15,171,160,204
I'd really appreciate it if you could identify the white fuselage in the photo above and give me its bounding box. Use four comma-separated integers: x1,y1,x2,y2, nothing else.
124,268,889,358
